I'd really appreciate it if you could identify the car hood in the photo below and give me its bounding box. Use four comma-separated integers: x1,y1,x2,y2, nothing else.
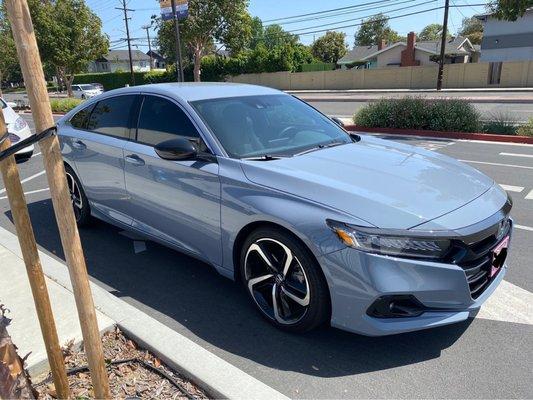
240,136,494,229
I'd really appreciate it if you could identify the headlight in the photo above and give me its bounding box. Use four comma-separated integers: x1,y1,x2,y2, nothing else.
13,116,28,132
327,220,451,260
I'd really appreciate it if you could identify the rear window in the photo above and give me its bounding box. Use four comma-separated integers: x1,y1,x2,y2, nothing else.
86,95,137,139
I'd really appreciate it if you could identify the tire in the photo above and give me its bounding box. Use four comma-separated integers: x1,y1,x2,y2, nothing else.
81,94,86,100
240,227,330,333
64,164,91,227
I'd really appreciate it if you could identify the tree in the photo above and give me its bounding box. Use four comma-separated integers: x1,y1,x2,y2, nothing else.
155,0,252,82
418,23,449,41
0,9,19,97
458,17,484,45
311,31,347,63
491,0,533,20
27,0,108,96
354,14,401,46
262,24,299,50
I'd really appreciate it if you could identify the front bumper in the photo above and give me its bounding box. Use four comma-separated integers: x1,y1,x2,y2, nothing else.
320,245,507,336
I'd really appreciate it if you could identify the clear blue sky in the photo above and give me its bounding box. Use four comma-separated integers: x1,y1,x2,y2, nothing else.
86,0,487,51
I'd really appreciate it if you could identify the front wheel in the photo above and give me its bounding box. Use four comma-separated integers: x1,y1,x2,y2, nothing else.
240,227,330,332
64,164,91,226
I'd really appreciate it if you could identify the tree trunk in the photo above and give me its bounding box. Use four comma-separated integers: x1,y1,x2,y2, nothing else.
66,74,75,98
193,47,202,82
57,67,73,97
0,306,38,399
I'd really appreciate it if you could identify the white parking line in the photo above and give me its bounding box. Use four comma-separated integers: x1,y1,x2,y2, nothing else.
525,190,533,200
0,170,46,195
515,224,533,232
0,188,49,201
476,280,533,326
500,152,533,158
499,184,524,193
460,160,533,170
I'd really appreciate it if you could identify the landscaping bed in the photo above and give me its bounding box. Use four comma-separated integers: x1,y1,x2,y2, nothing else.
34,328,209,399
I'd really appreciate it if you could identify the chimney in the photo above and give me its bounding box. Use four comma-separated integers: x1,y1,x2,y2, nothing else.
378,39,386,50
401,31,420,67
407,31,416,51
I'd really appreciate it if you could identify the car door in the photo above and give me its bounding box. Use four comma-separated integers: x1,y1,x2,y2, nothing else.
69,94,138,225
122,94,222,265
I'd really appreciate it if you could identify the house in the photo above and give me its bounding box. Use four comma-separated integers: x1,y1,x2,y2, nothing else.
338,32,479,69
476,8,533,62
88,50,152,73
146,50,167,69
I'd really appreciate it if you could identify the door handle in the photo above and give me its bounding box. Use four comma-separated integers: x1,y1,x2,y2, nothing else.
125,154,145,166
72,139,86,150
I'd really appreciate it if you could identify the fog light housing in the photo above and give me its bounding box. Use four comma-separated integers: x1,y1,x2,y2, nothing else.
367,295,427,318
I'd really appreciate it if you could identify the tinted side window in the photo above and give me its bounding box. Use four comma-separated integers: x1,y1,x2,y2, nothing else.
69,104,95,129
137,96,199,146
87,95,136,139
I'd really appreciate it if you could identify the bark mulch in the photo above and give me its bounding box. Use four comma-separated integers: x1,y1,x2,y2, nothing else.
34,328,210,399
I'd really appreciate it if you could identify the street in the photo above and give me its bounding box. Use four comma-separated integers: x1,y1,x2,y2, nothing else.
0,114,532,398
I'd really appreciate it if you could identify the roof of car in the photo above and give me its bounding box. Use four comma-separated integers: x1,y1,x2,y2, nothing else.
102,82,283,102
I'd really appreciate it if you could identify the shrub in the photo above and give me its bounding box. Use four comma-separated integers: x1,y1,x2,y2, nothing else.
50,98,83,113
74,72,147,91
354,97,482,133
517,118,533,137
482,112,518,135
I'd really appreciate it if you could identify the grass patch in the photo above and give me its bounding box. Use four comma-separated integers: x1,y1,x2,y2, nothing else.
353,97,482,133
517,118,533,137
49,98,83,113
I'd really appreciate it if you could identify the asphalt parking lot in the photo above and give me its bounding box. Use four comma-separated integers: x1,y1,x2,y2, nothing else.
1,114,532,398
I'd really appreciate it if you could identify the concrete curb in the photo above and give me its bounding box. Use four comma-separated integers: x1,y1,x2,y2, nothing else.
345,125,533,144
0,226,288,400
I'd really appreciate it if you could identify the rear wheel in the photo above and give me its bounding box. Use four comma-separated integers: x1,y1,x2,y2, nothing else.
64,164,91,226
240,227,330,332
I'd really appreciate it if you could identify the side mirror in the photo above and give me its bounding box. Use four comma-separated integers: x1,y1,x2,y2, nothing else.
154,138,198,161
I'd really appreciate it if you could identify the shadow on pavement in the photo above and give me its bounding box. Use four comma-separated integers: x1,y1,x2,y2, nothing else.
6,199,472,378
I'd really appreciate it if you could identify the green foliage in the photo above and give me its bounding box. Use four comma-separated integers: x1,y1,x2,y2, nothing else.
0,5,21,90
50,98,83,113
311,31,347,64
482,112,518,135
458,17,484,45
354,14,401,46
418,24,449,41
74,72,148,90
300,63,336,72
262,24,300,50
354,97,482,133
516,118,533,137
491,0,533,21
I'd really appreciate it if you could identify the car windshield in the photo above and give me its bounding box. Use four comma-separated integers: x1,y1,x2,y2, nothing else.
79,84,96,90
0,99,6,109
191,94,353,158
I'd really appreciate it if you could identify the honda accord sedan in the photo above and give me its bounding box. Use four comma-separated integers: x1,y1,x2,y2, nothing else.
57,83,512,336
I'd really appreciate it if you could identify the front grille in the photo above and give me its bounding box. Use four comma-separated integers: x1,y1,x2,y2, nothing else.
453,219,511,299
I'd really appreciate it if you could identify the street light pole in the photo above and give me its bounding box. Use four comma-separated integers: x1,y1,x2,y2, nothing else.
142,24,153,70
171,0,184,82
437,0,450,91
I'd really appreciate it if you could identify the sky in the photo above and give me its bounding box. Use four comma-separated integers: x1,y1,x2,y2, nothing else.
87,0,487,51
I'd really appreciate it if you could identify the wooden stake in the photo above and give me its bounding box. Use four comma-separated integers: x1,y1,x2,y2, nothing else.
0,114,70,399
4,1,111,398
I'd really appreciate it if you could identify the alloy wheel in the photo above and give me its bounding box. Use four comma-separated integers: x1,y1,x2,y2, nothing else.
65,171,83,222
244,238,310,325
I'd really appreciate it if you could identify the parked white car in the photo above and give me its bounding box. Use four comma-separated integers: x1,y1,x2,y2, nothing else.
72,84,102,99
0,98,33,161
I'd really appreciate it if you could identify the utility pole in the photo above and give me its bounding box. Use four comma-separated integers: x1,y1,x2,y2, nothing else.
436,0,450,91
171,0,184,82
116,0,136,85
142,24,153,70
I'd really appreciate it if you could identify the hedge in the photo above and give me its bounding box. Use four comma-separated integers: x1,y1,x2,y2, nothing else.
354,97,482,133
50,98,84,113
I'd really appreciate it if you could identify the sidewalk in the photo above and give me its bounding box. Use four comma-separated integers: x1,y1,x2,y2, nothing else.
0,226,288,399
0,244,114,376
289,89,533,103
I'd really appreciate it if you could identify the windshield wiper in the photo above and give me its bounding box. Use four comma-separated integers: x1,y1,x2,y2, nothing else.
242,154,288,161
295,140,346,156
